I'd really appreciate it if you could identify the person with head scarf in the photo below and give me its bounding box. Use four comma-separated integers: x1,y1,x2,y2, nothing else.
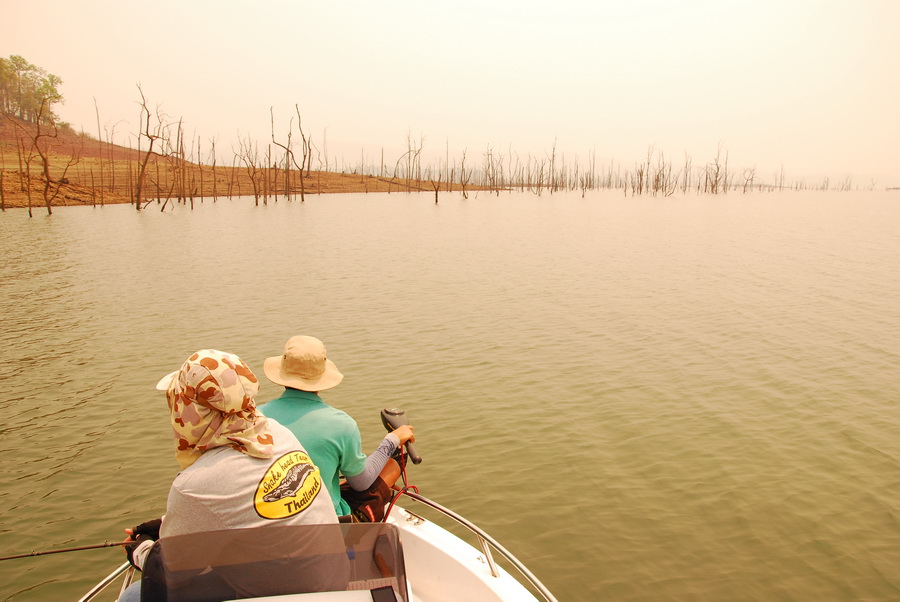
119,349,340,601
261,335,415,522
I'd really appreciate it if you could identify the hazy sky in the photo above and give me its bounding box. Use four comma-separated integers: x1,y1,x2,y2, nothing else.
4,0,898,186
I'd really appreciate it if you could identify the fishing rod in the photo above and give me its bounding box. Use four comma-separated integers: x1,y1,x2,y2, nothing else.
0,540,129,562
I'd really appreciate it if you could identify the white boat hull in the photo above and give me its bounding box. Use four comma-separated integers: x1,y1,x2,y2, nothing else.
242,506,540,601
84,502,551,602
387,506,539,602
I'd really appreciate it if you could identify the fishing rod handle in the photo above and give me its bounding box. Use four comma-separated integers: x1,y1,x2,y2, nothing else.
381,408,423,464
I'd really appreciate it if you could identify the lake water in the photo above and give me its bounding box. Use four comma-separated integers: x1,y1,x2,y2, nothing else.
1,190,898,601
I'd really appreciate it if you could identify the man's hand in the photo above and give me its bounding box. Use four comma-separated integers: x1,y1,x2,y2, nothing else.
392,424,415,445
124,534,155,570
132,518,162,540
122,517,162,570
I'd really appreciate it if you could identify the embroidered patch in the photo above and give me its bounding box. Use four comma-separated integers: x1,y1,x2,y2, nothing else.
255,451,322,519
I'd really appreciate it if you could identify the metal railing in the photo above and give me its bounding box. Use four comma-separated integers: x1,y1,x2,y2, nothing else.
81,496,557,602
78,561,134,602
399,491,558,602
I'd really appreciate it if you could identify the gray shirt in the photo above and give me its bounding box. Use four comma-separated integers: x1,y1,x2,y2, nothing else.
162,421,338,537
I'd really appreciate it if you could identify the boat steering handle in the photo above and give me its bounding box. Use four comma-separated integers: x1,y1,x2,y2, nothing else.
381,408,423,464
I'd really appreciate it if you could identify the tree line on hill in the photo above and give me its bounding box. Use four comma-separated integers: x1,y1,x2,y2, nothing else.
0,55,64,126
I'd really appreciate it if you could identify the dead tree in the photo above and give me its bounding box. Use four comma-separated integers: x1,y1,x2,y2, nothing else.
273,111,291,198
392,148,416,192
742,167,756,193
228,155,238,198
93,98,105,205
294,104,312,201
209,137,218,201
237,135,262,205
6,100,82,215
0,140,6,211
264,143,272,204
271,107,295,201
459,150,471,199
25,159,34,216
682,152,692,194
134,86,168,210
197,136,204,202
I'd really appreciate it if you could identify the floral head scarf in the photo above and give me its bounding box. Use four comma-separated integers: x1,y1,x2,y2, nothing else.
164,349,275,469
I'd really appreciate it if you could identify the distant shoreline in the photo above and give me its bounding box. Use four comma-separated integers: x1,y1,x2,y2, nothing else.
0,115,478,213
2,113,896,215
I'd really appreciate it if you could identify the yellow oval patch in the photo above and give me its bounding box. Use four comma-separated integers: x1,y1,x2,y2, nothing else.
254,451,322,519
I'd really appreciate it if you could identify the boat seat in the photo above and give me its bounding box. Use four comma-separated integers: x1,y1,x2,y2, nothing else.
140,523,407,601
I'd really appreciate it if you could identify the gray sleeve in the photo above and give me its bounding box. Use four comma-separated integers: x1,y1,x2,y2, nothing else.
344,433,399,491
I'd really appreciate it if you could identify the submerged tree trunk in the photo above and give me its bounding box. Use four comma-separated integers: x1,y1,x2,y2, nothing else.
133,87,159,211
94,98,104,205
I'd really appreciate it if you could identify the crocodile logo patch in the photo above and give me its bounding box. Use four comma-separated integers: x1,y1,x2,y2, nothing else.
255,451,322,519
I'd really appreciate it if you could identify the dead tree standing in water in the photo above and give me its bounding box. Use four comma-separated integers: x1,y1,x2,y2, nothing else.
134,86,168,211
210,137,218,201
271,107,295,201
294,104,312,202
237,135,262,205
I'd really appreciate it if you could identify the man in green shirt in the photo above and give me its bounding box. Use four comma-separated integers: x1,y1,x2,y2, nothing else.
261,335,415,520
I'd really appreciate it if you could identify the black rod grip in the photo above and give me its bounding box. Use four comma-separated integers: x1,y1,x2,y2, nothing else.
381,408,422,464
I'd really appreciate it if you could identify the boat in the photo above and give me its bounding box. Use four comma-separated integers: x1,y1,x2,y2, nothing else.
79,492,557,602
80,408,555,601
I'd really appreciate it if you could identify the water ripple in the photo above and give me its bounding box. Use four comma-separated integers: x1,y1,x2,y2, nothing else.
1,192,899,600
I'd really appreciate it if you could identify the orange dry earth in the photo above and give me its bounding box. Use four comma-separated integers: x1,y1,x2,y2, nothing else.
0,116,473,211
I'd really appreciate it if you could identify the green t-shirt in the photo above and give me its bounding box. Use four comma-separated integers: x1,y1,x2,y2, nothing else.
260,389,367,516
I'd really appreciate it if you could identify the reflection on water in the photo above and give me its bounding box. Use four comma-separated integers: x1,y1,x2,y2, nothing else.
0,191,898,600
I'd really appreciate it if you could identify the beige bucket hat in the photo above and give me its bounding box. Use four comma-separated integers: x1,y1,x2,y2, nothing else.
264,335,344,391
